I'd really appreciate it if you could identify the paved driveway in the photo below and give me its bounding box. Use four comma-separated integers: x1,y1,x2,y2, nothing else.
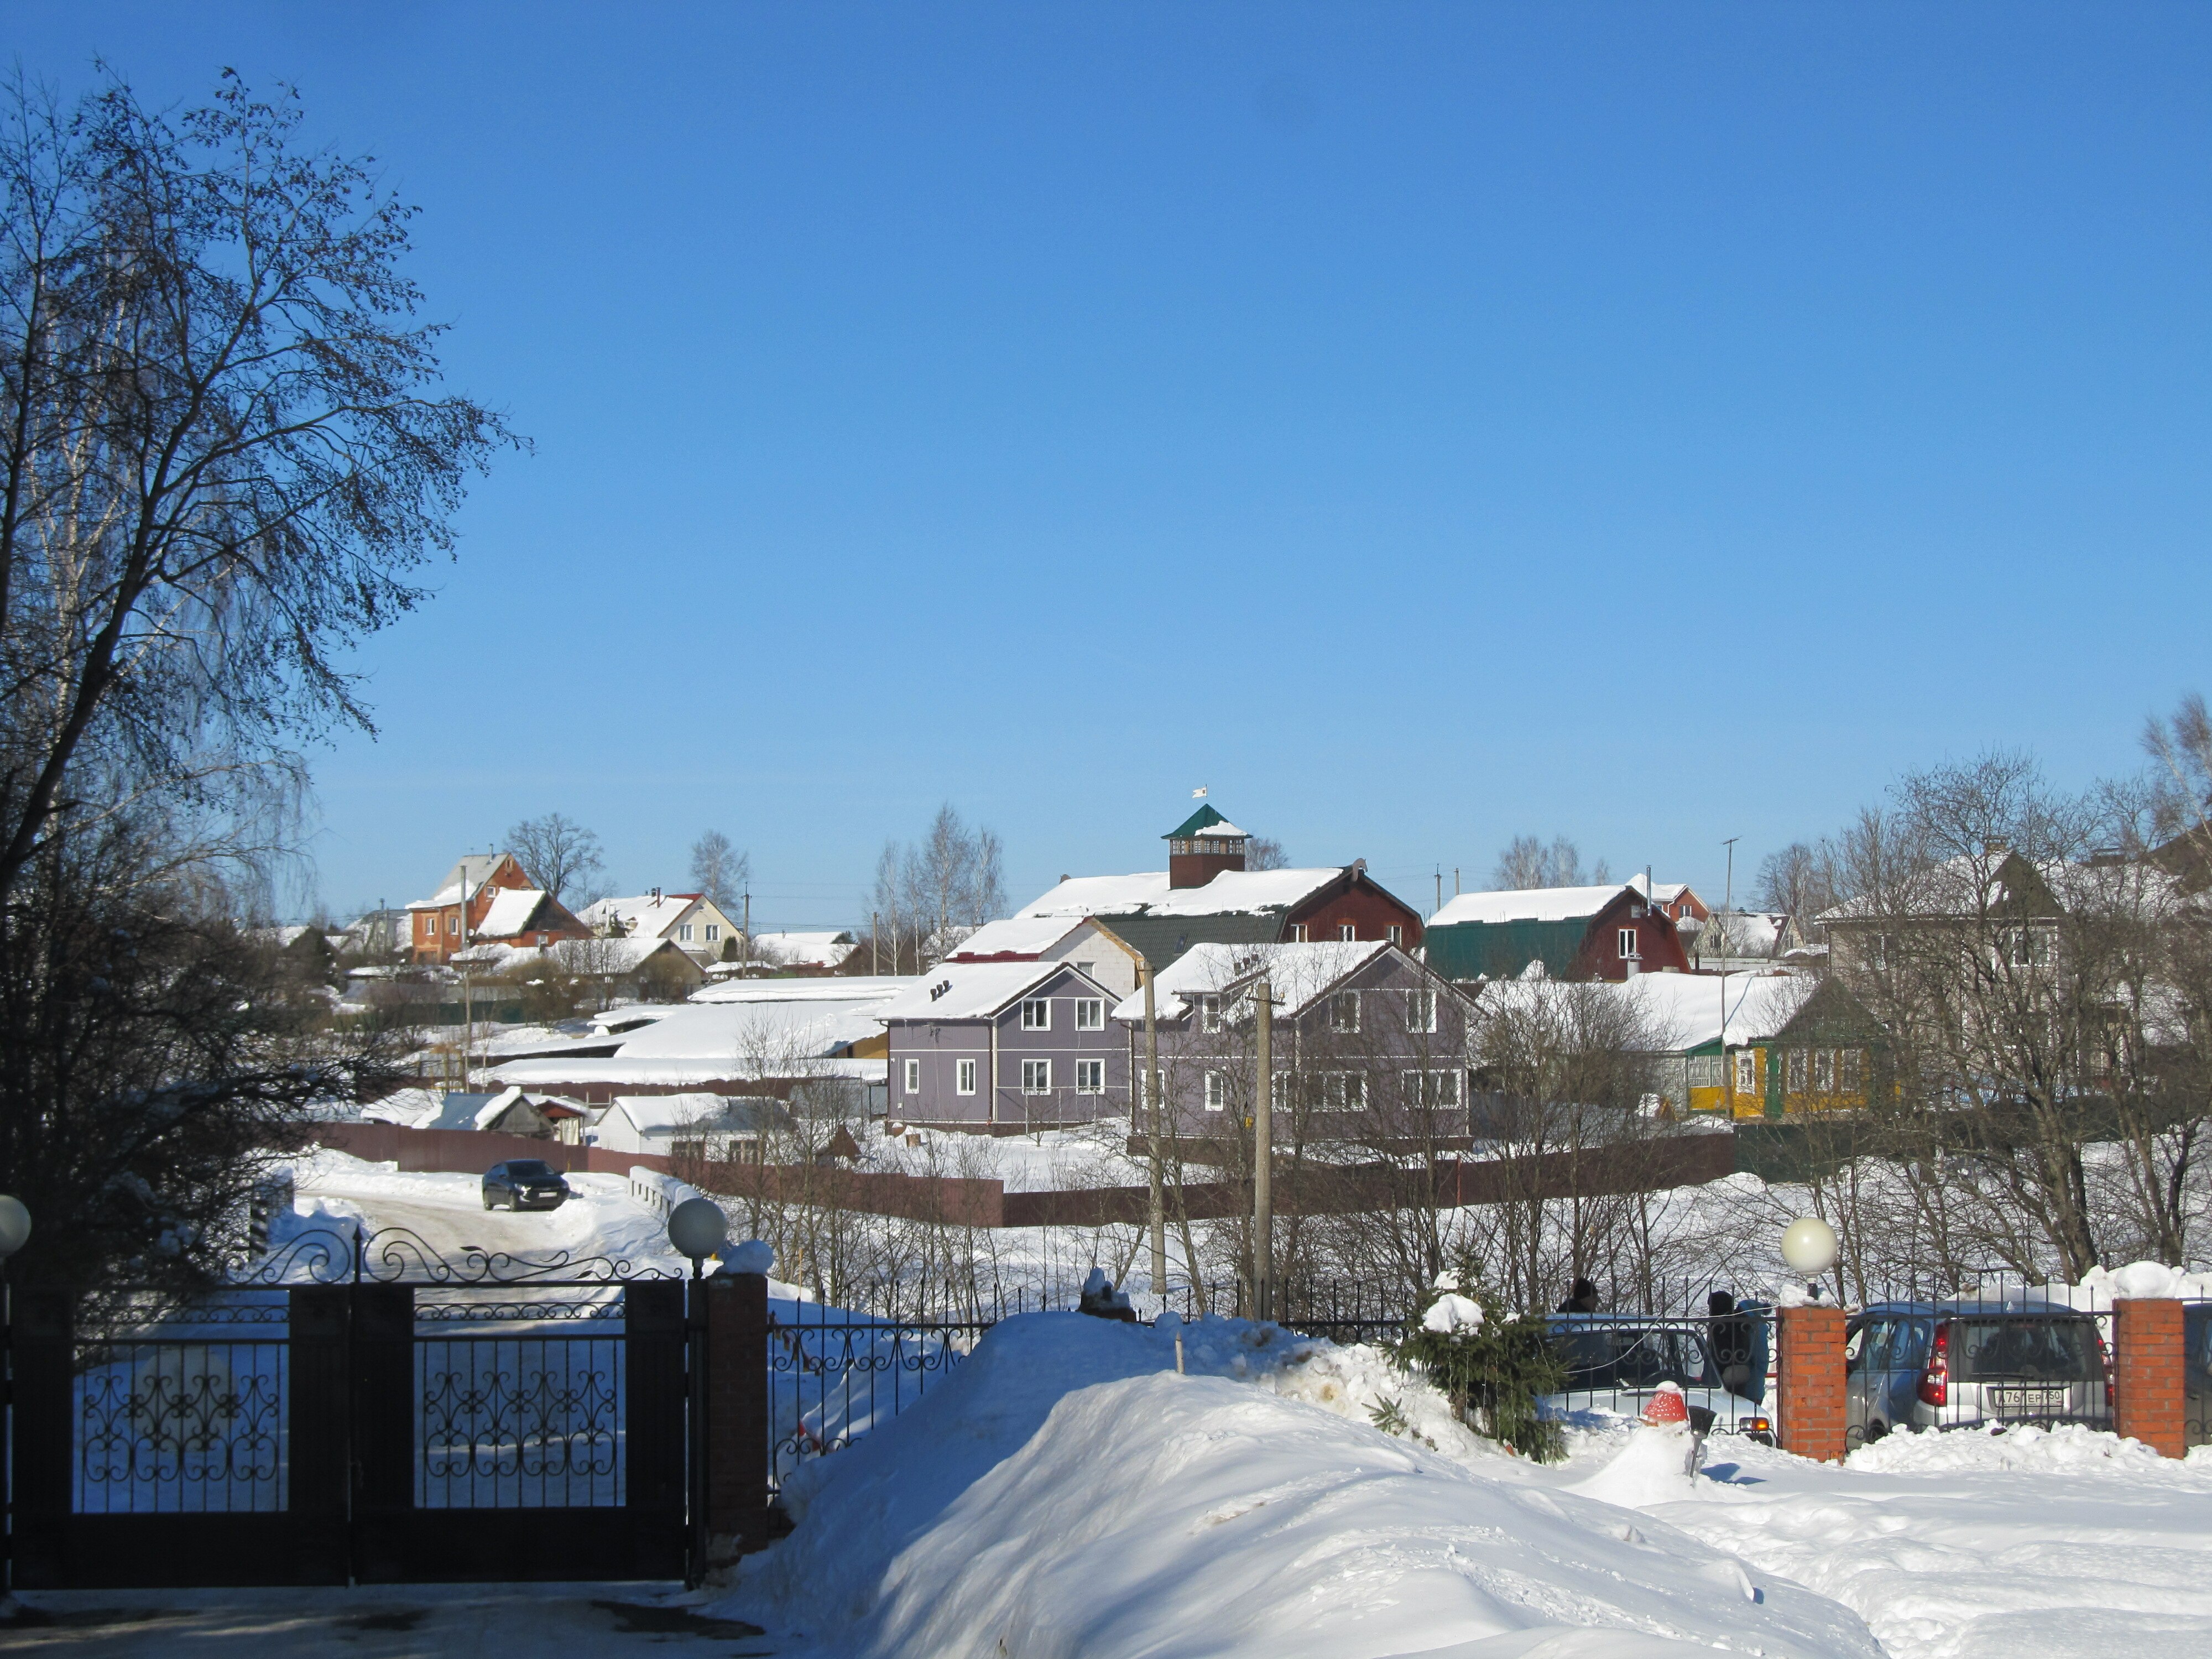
0,1584,786,1656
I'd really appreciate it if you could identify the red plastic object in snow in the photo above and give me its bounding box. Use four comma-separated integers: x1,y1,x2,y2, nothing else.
1643,1385,1689,1426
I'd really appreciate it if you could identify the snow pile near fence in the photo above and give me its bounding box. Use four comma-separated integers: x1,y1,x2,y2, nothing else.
721,1312,1879,1659
1624,1427,2212,1659
2020,1258,2212,1309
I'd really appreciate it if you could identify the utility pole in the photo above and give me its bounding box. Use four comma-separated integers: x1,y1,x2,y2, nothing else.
458,860,476,1092
1142,964,1167,1301
871,911,880,975
743,890,751,959
1434,867,1442,913
1721,836,1739,1114
1253,976,1274,1323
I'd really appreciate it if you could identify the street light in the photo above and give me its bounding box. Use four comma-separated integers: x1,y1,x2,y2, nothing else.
0,1197,28,1262
667,1197,728,1278
1781,1215,1839,1301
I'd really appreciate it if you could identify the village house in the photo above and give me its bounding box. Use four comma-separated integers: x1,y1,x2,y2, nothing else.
470,884,591,951
1115,940,1478,1140
1423,883,1691,983
1626,874,1711,927
577,890,745,967
406,852,539,964
1014,805,1424,972
948,914,1146,1000
874,959,1128,1131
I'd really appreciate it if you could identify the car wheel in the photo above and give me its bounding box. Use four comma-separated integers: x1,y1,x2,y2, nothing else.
1866,1419,1890,1442
482,1195,494,1210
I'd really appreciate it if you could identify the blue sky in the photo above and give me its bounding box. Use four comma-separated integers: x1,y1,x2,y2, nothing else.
15,5,2210,925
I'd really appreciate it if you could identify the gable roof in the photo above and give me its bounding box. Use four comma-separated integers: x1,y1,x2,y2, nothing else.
576,892,707,938
949,915,1088,960
1018,867,1341,921
1109,939,1402,1024
409,853,518,911
1428,884,1634,927
874,959,1103,1022
474,887,574,940
750,930,858,968
1165,804,1247,840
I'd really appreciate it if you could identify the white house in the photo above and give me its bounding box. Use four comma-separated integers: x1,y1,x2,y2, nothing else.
589,1092,790,1156
577,890,744,967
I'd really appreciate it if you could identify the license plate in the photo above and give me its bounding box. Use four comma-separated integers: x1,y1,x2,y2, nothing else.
1988,1387,2063,1412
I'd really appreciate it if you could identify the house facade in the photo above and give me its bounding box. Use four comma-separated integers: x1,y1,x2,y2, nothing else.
877,960,1129,1130
408,853,538,964
949,915,1146,1001
1116,941,1479,1140
577,890,745,967
1013,806,1425,972
1424,884,1692,983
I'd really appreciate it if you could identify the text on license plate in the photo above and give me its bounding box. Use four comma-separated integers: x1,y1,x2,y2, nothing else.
1988,1387,2063,1411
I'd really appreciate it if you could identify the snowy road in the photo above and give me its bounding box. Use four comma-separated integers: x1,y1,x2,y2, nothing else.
0,1585,773,1656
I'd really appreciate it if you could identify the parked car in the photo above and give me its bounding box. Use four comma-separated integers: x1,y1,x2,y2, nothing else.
482,1159,572,1211
1543,1314,1773,1441
1845,1301,2111,1444
2186,1303,2211,1449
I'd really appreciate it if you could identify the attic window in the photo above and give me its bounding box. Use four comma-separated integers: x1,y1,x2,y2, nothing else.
1337,924,1355,942
1618,928,1638,959
1020,998,1051,1030
1199,994,1222,1034
1074,999,1104,1031
1387,925,1403,947
1328,992,1360,1033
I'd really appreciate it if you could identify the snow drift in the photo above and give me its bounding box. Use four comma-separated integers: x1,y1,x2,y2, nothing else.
722,1312,1879,1659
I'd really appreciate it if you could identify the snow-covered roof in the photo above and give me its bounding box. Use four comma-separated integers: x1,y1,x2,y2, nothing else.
455,936,691,977
1428,884,1632,927
1474,969,1812,1052
605,1092,787,1139
490,1055,884,1088
409,853,510,910
875,960,1095,1022
1018,868,1340,921
752,930,858,968
576,893,703,939
950,916,1086,959
1626,875,1691,905
475,886,552,938
691,975,912,1006
1109,940,1395,1024
1178,817,1249,839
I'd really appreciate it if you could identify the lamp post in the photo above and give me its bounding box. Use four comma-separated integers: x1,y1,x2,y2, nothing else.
1781,1215,1839,1303
0,1195,29,1604
667,1197,728,1588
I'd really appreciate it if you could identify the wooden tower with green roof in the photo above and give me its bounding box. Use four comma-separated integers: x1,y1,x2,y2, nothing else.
1166,804,1250,889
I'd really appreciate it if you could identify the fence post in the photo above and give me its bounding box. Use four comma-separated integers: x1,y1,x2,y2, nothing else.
703,1271,770,1573
2113,1297,2185,1459
9,1287,72,1589
1776,1302,1846,1463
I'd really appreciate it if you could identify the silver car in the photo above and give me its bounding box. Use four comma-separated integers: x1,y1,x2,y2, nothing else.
1846,1301,2111,1444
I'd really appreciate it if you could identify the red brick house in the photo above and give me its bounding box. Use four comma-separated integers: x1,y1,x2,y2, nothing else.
1425,883,1693,982
408,853,538,964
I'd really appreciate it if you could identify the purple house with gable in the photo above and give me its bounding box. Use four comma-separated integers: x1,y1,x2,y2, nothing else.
875,959,1129,1130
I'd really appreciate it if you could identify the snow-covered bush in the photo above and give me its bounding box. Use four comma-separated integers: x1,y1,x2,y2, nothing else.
1397,1270,1567,1462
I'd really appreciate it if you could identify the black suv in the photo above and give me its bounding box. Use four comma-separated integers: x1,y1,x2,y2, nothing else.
482,1160,571,1211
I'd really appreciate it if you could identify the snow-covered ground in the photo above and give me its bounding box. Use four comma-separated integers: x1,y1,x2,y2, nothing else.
717,1310,2212,1659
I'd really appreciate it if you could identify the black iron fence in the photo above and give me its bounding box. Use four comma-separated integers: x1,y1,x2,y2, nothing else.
765,1306,993,1497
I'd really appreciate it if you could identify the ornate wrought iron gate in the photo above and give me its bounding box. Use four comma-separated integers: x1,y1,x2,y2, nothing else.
8,1227,691,1588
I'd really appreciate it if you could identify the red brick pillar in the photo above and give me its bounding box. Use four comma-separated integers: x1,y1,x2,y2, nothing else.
702,1271,770,1569
1777,1303,1847,1463
2114,1297,2185,1459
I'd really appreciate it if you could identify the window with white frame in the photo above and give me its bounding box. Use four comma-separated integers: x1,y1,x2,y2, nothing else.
1074,998,1104,1031
1271,1072,1290,1111
1734,1051,1757,1093
1203,1070,1226,1112
1020,998,1050,1030
1074,961,1095,976
1618,927,1638,959
1786,1049,1807,1092
1814,1049,1835,1092
955,1057,977,1094
1338,922,1356,942
1287,924,1308,942
1075,1058,1104,1094
904,1058,921,1094
1688,1055,1724,1088
1839,1048,1863,1091
1021,1058,1052,1094
1406,989,1437,1033
1388,925,1403,946
1328,991,1360,1033
1199,994,1222,1034
1401,1070,1460,1109
705,923,720,942
679,923,695,942
448,915,460,935
1323,1072,1366,1111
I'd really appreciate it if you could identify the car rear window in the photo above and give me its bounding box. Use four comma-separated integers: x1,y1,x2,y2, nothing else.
1950,1317,2099,1383
505,1160,556,1179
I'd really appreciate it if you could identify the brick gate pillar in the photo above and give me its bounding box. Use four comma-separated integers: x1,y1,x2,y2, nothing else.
702,1270,770,1571
2113,1297,2185,1459
1776,1303,1847,1463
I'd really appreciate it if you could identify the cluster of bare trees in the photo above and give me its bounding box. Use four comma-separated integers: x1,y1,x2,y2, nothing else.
1492,834,1610,890
0,71,510,1290
864,804,1006,973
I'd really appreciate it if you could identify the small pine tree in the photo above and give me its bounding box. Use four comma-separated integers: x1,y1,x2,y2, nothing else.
1398,1266,1569,1463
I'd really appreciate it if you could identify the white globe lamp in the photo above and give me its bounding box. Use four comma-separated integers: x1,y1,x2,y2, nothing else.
0,1195,29,1260
667,1197,728,1276
1781,1215,1839,1300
